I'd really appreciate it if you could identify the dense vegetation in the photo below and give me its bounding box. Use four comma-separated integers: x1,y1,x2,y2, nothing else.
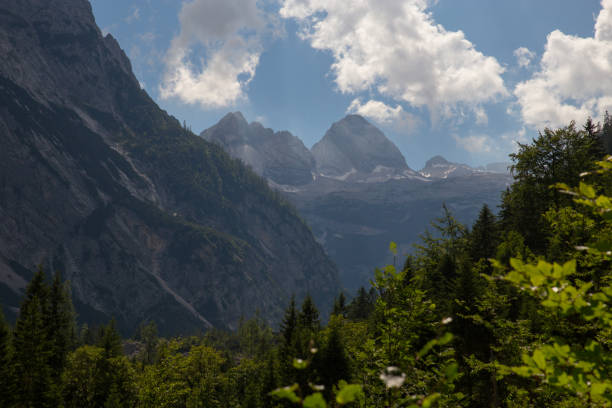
1,115,612,407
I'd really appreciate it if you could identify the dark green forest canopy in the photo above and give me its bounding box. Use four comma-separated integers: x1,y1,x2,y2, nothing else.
1,117,612,407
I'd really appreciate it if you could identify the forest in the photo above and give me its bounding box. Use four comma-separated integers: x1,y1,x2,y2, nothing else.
1,114,612,407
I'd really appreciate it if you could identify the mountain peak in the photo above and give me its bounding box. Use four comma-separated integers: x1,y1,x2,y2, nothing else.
311,115,410,180
425,155,450,166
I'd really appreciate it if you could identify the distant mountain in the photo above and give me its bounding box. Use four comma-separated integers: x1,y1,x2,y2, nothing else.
0,0,338,334
203,114,512,291
419,156,511,179
201,113,316,186
311,115,422,182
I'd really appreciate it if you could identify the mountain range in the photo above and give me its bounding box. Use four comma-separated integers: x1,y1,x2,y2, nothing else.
0,0,339,334
202,113,512,290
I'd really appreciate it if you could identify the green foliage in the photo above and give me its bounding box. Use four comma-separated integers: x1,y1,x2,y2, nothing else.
495,157,612,406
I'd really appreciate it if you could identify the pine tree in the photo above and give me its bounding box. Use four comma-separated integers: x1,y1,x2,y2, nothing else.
0,307,12,407
332,293,347,317
319,318,350,399
601,111,612,155
347,287,374,320
11,267,55,407
469,204,499,269
100,318,123,359
279,296,298,383
280,296,298,350
45,271,76,381
299,294,320,332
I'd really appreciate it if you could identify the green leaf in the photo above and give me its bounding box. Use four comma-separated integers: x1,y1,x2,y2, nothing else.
444,362,459,382
336,384,363,405
293,358,308,370
304,393,327,408
389,241,398,256
422,393,441,408
579,182,596,199
269,385,301,403
532,350,546,370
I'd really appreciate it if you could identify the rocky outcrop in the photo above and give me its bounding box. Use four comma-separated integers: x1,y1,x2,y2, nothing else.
311,115,420,182
419,156,478,179
201,113,316,186
419,156,511,179
0,0,339,334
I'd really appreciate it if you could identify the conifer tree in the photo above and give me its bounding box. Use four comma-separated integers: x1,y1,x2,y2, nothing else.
332,293,347,317
45,271,76,381
601,111,612,155
100,318,123,359
319,318,350,398
469,204,499,268
346,287,374,320
11,267,55,407
0,307,12,407
279,296,298,383
299,294,320,332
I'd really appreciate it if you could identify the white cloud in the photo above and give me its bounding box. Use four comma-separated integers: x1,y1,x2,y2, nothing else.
513,47,536,68
347,99,418,133
160,0,271,108
515,0,612,130
452,134,493,154
280,0,507,122
347,99,404,124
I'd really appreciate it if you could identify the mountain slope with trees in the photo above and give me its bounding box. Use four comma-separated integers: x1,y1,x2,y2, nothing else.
0,0,339,334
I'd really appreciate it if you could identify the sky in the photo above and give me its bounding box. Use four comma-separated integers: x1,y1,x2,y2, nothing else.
89,0,611,169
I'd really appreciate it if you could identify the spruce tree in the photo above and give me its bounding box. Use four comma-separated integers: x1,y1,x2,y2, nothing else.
99,318,123,359
279,296,298,383
319,320,350,398
0,307,12,407
11,267,55,407
45,271,76,381
469,204,499,268
601,111,612,155
332,293,347,317
299,294,320,332
346,287,374,320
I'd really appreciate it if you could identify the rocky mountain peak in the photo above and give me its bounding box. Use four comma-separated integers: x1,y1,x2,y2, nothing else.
311,115,414,181
425,155,451,167
201,113,316,186
204,111,250,146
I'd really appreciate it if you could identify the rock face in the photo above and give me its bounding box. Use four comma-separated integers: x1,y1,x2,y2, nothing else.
419,156,479,179
419,156,511,179
201,113,316,186
311,115,420,182
0,0,339,334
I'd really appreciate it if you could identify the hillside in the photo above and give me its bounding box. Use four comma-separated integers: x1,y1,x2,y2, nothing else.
0,0,339,334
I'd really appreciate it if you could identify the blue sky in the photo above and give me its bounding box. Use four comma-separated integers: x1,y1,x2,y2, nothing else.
90,0,610,169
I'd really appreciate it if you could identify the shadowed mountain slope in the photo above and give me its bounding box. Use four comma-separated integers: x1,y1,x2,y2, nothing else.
0,0,339,334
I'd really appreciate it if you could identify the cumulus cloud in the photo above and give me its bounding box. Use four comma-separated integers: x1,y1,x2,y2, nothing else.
347,99,404,124
280,0,507,122
347,98,418,132
452,134,493,154
514,47,536,68
514,0,612,130
160,0,271,108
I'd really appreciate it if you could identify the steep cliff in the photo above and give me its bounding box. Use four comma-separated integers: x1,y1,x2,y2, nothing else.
0,0,339,334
